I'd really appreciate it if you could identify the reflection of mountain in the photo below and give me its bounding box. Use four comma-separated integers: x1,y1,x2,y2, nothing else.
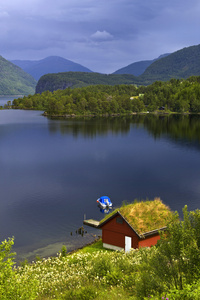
47,116,134,137
46,114,200,151
143,114,200,152
143,114,200,140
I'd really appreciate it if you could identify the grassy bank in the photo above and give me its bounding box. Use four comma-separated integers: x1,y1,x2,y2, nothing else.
2,205,200,299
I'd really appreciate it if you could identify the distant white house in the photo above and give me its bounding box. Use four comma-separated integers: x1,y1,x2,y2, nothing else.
130,94,144,100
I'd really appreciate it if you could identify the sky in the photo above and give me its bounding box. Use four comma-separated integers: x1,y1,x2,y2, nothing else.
0,0,200,73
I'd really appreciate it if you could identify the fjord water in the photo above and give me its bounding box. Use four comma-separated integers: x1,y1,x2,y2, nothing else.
1,104,200,261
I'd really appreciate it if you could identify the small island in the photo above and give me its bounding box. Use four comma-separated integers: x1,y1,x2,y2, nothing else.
12,76,200,117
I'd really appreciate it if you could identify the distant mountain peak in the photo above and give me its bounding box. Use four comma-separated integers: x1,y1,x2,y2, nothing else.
113,53,170,76
11,56,93,80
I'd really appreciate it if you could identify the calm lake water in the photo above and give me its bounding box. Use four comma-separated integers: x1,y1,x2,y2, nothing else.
1,98,200,261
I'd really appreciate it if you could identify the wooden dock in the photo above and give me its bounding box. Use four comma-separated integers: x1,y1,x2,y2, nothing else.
83,219,100,228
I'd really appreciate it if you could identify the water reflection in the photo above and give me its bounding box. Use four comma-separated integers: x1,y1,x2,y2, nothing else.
47,116,133,137
46,114,200,151
143,114,200,152
99,207,113,214
46,114,200,140
143,114,200,142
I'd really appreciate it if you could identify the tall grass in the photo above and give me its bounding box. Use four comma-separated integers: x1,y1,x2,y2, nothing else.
9,243,143,299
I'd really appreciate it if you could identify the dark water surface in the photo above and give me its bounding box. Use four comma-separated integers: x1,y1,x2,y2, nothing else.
0,106,200,261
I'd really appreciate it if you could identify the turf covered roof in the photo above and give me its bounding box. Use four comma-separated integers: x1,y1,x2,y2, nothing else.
99,198,173,235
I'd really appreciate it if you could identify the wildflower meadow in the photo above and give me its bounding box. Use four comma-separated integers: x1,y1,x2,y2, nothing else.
1,205,200,299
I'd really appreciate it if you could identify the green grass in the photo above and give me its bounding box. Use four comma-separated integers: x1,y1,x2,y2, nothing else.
11,242,142,299
78,239,111,254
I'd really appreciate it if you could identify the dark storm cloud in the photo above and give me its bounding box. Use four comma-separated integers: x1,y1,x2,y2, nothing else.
0,0,200,73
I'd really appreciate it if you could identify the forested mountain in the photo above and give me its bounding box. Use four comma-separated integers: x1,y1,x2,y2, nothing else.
35,72,139,94
0,56,36,95
35,44,200,93
11,56,93,80
114,44,200,82
140,44,200,84
113,54,170,76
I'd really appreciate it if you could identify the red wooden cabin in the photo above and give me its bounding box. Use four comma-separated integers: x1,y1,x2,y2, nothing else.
98,211,166,252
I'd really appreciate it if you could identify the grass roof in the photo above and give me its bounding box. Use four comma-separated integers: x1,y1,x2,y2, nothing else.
100,198,173,235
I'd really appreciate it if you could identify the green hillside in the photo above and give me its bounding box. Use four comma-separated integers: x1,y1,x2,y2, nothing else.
35,72,140,93
0,56,37,95
113,59,155,76
140,44,200,84
113,44,200,82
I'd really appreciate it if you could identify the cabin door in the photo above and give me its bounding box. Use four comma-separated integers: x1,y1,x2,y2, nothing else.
125,236,132,252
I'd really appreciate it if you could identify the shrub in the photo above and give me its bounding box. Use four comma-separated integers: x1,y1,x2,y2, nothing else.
60,245,67,257
0,237,16,299
91,254,112,278
61,285,98,300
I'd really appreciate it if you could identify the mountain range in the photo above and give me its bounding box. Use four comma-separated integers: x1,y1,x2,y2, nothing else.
11,56,93,81
36,44,200,93
1,43,200,95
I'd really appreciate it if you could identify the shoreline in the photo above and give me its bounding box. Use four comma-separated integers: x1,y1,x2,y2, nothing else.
42,111,196,119
15,236,102,265
42,111,137,118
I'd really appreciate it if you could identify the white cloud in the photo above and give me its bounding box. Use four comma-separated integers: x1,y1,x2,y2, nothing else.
90,30,114,42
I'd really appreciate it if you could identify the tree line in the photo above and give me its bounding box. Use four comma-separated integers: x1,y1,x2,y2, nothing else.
12,76,200,115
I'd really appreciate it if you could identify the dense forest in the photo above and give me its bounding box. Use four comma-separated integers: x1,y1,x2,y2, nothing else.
12,76,200,116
